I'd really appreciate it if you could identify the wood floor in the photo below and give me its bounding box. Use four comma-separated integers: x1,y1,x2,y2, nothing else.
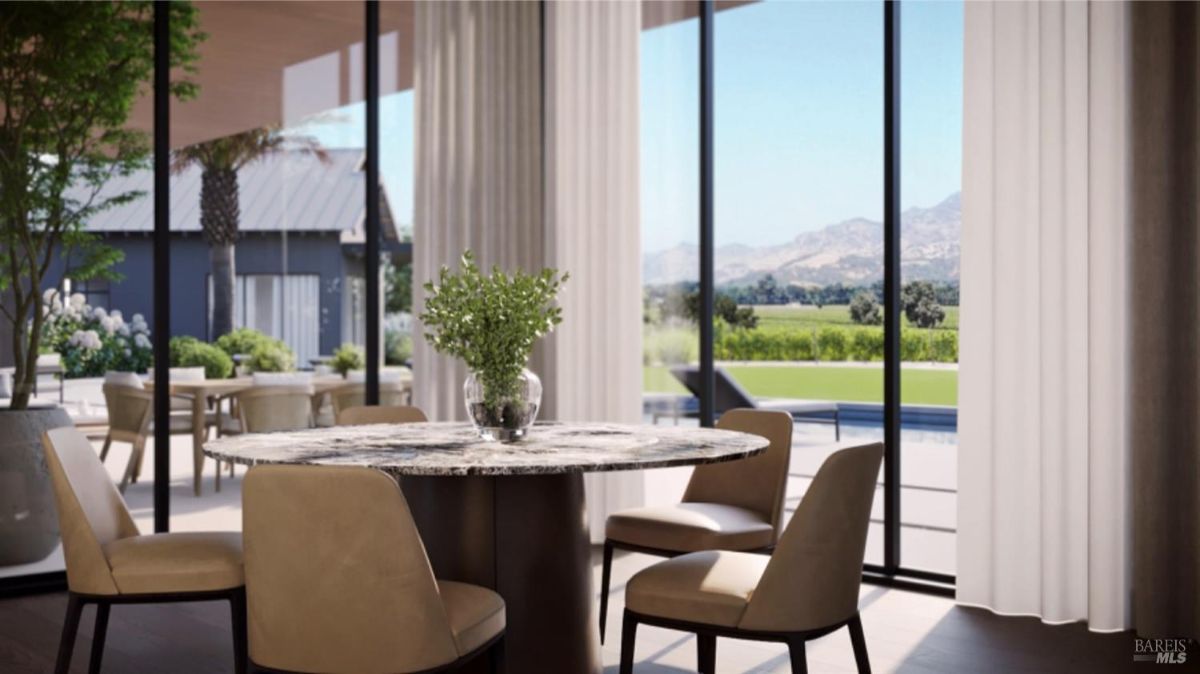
0,548,1168,674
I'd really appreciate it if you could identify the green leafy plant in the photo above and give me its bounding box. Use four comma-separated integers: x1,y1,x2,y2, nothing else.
331,342,365,377
169,336,233,379
0,2,204,409
421,250,567,417
385,329,412,365
40,291,153,377
214,327,273,358
246,340,295,373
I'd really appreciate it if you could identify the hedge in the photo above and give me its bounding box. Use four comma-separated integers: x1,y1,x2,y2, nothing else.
711,325,957,363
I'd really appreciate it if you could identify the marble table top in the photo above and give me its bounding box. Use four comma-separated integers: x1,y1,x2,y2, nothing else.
203,421,768,476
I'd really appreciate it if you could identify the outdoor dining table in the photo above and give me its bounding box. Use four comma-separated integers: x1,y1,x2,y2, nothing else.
146,374,348,495
203,420,769,674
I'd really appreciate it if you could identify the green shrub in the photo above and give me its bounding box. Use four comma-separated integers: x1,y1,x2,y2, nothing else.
385,329,413,365
931,329,958,363
246,340,295,373
169,335,201,364
644,325,698,366
172,339,234,379
215,327,272,358
848,328,882,361
331,342,365,376
900,328,928,362
816,326,849,361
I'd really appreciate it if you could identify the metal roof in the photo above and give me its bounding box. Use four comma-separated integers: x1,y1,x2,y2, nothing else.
75,149,394,236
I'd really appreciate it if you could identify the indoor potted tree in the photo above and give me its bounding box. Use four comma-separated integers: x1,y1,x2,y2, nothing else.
0,2,202,565
421,251,567,442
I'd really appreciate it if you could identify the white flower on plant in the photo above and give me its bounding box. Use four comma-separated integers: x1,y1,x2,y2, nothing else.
117,324,131,337
93,306,107,320
69,329,103,351
134,333,151,349
110,309,122,321
99,316,117,335
69,293,86,310
124,348,132,357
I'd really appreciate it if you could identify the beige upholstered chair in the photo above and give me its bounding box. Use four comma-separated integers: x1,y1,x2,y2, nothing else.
243,465,506,673
100,375,214,492
618,442,884,674
337,404,428,426
41,427,245,674
235,384,315,433
330,379,412,418
600,408,793,642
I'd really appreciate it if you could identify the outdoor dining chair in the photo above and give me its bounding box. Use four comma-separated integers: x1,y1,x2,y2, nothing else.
336,404,427,426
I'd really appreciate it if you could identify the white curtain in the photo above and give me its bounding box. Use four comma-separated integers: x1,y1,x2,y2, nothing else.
958,0,1132,631
412,0,645,533
543,0,644,535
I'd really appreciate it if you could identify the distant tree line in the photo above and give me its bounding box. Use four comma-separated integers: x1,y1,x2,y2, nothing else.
644,276,959,326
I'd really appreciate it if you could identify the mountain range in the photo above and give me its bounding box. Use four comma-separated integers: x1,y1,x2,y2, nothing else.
642,192,961,287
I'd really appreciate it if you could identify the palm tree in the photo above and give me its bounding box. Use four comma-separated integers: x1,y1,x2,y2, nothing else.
171,127,327,339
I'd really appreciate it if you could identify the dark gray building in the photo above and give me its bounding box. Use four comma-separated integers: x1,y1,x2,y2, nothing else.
40,149,406,366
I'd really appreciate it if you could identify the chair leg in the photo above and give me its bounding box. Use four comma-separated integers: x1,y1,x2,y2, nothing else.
88,602,110,674
119,442,142,493
230,588,248,674
599,540,614,644
99,436,113,462
834,410,841,441
696,633,716,674
488,634,506,674
55,594,84,674
787,637,808,674
619,611,638,674
847,614,870,674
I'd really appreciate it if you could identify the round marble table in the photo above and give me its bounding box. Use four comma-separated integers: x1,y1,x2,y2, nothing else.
205,421,768,674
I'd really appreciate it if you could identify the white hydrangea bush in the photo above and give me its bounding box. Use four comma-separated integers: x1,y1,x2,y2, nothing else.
40,289,152,377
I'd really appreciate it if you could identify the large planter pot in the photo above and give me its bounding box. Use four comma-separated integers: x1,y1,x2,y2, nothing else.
0,405,70,566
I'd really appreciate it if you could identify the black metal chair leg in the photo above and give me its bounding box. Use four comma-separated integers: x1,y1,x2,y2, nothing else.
599,540,614,644
847,614,871,674
88,601,110,674
696,633,716,674
619,612,638,674
488,634,506,674
230,588,248,674
55,593,85,674
787,637,808,674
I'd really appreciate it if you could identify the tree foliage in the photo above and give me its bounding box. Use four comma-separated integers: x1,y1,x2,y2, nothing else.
848,291,883,325
901,280,946,329
0,1,204,408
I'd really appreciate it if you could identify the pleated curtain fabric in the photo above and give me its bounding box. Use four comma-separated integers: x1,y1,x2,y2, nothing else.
542,0,645,534
412,0,544,422
412,0,644,527
958,0,1133,632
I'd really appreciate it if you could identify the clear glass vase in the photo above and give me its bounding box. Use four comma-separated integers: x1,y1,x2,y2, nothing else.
463,368,542,442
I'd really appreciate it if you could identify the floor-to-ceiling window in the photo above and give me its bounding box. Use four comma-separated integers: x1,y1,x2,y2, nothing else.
638,0,961,591
900,0,962,576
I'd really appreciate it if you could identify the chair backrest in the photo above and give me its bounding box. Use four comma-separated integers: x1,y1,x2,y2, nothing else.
738,442,883,632
236,385,314,433
669,365,757,414
337,405,428,426
243,465,460,673
102,382,153,438
251,372,313,387
41,427,139,595
683,409,793,541
330,380,411,416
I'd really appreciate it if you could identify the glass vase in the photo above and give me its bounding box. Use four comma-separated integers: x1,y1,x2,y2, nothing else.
463,368,542,442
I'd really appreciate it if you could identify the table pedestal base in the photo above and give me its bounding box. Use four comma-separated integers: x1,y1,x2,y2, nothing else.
400,473,600,674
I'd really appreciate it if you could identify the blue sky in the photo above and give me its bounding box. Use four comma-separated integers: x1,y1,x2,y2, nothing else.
643,0,963,252
299,0,962,252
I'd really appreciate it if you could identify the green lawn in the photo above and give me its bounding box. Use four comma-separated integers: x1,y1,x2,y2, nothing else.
753,304,960,332
644,364,958,407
